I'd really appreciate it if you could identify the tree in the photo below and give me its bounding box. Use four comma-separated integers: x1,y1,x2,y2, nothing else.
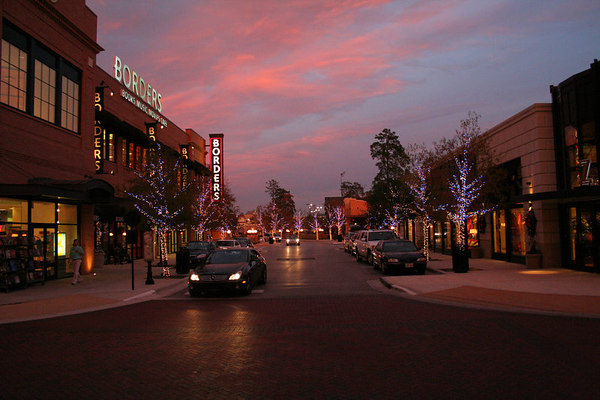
324,204,337,240
190,176,219,240
407,143,434,260
333,206,346,238
308,211,322,240
341,181,365,199
370,128,410,183
265,179,296,228
126,143,190,273
441,112,492,272
368,129,413,229
293,211,305,233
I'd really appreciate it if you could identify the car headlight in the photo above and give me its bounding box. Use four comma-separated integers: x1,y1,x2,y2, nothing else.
388,258,399,263
189,273,200,281
229,272,242,281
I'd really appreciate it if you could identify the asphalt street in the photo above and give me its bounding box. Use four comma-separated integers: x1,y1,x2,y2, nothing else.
1,241,599,399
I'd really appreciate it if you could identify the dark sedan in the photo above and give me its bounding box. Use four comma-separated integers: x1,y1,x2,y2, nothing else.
185,241,215,266
371,240,427,275
188,248,267,296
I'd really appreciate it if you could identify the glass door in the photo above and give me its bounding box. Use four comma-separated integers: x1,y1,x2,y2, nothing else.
579,208,597,271
32,226,56,280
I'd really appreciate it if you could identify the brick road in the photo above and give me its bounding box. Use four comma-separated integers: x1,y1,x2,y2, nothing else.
1,295,599,399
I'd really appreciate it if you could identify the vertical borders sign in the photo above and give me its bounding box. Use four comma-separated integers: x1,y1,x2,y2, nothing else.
94,87,105,173
209,133,224,201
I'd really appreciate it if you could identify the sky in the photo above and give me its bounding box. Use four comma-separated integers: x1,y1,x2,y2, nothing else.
87,0,600,213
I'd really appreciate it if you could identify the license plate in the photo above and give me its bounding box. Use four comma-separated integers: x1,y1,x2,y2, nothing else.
405,263,413,268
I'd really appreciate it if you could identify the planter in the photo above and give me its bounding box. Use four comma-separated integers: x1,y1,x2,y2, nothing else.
469,247,483,259
93,250,105,269
452,249,470,273
526,253,542,269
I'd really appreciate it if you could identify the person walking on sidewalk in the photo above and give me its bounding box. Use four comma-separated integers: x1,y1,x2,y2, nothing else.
70,239,84,285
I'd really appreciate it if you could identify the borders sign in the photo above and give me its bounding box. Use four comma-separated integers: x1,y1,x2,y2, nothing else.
209,134,224,201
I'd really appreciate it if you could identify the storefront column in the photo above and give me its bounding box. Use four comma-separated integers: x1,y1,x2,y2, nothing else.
80,204,95,274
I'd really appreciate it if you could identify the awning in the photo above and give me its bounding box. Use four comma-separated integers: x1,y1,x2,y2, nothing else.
0,178,115,203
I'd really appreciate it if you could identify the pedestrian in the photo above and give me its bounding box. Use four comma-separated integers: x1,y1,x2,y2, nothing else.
70,239,84,285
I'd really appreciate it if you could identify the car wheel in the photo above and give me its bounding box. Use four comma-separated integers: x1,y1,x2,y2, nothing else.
261,268,267,284
356,251,361,262
243,281,252,295
418,266,426,275
188,288,201,297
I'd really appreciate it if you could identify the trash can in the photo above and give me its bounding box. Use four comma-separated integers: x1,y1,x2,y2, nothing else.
175,249,190,274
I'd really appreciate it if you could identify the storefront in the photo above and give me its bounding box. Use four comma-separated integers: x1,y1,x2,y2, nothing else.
0,178,113,290
551,60,600,273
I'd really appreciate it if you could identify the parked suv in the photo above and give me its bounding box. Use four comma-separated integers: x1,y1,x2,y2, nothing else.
355,229,397,264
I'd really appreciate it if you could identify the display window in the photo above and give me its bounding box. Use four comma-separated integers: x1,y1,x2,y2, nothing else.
510,208,526,256
467,215,479,248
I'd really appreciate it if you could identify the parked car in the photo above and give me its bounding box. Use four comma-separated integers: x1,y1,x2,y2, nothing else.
216,239,241,249
274,234,282,242
343,232,358,254
234,237,253,247
371,239,427,274
355,230,397,264
286,234,300,246
188,248,267,296
184,241,216,265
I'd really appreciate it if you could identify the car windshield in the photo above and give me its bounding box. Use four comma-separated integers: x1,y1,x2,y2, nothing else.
368,231,395,241
207,250,248,264
382,241,417,252
187,242,210,250
288,235,298,239
216,240,235,247
235,238,250,246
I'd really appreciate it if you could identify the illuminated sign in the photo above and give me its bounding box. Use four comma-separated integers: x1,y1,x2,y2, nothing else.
180,145,189,187
57,233,66,257
113,56,162,112
94,88,104,173
113,56,168,127
209,134,224,201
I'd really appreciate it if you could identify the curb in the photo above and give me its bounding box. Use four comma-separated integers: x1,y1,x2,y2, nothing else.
378,277,600,319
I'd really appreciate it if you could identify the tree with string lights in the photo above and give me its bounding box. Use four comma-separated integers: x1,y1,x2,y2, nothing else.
293,211,305,234
190,176,219,240
407,143,434,261
126,143,191,276
441,112,492,272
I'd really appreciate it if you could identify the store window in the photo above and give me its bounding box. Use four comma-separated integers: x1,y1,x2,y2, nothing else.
0,198,29,223
510,208,526,256
467,216,479,248
564,122,598,188
60,76,79,132
1,20,82,133
493,210,506,254
1,39,27,111
33,59,56,123
32,201,55,223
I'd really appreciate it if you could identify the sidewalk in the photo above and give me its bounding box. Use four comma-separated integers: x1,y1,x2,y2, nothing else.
380,253,600,318
0,257,188,324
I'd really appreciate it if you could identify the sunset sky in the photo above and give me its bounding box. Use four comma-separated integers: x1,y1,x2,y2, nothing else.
87,0,600,212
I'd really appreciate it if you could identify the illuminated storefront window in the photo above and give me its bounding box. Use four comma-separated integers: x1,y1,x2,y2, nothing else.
467,215,479,248
510,208,526,256
493,210,506,254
